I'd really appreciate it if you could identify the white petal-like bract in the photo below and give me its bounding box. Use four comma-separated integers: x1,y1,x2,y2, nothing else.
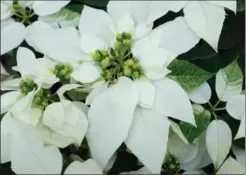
86,77,138,168
125,107,170,173
206,120,232,170
154,78,196,126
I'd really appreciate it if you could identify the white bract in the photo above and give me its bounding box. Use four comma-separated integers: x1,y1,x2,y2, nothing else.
146,1,236,51
216,156,245,174
206,120,232,170
1,0,71,55
226,93,245,139
64,159,103,174
188,82,212,104
15,47,58,88
1,113,63,174
35,100,88,148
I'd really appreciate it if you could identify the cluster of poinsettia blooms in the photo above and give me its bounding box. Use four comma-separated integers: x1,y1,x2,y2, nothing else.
0,0,245,174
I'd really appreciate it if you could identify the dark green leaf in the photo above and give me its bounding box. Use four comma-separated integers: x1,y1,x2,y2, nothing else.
179,105,211,143
167,60,214,92
237,0,245,12
83,0,109,7
66,88,87,101
66,4,84,13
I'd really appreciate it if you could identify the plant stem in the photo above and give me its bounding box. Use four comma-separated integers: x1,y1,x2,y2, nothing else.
214,107,226,111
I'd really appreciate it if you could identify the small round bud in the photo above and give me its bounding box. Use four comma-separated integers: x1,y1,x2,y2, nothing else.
34,97,41,104
55,63,64,70
122,39,131,47
116,33,122,41
125,32,132,39
25,78,34,87
132,62,140,70
41,100,48,108
125,59,134,66
92,51,102,62
169,164,176,170
59,69,67,77
101,50,108,57
123,67,132,76
132,71,140,79
105,70,112,80
101,57,111,69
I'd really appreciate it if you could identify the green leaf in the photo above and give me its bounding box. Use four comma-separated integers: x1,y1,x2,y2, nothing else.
38,8,80,28
66,4,84,13
167,60,214,92
83,0,109,7
66,89,87,101
237,0,245,12
215,59,243,101
179,104,211,143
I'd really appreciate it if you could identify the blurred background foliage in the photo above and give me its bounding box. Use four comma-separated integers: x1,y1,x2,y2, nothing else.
0,0,245,174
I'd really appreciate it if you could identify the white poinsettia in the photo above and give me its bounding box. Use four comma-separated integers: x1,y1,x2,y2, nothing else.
34,84,89,148
1,0,71,55
82,17,198,174
26,3,199,173
1,113,63,174
154,1,236,51
0,47,58,125
64,159,103,174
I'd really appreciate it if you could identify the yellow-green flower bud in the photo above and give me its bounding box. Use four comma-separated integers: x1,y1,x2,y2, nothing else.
169,164,176,170
122,39,131,47
132,71,140,79
92,51,102,62
132,62,140,70
105,70,112,80
101,50,108,57
41,101,48,108
101,57,111,69
116,33,122,41
34,96,41,105
55,63,64,70
120,32,132,39
59,69,67,77
25,78,35,87
124,59,134,66
123,67,132,76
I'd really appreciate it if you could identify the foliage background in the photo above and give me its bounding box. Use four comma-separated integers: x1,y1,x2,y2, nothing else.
0,0,245,174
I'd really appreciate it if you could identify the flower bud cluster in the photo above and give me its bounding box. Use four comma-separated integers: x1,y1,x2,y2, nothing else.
91,32,145,83
33,89,52,110
123,58,144,79
162,153,180,174
115,32,132,49
92,50,112,69
53,63,73,82
19,78,37,95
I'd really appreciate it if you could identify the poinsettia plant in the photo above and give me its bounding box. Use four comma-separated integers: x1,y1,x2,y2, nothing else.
0,0,245,175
